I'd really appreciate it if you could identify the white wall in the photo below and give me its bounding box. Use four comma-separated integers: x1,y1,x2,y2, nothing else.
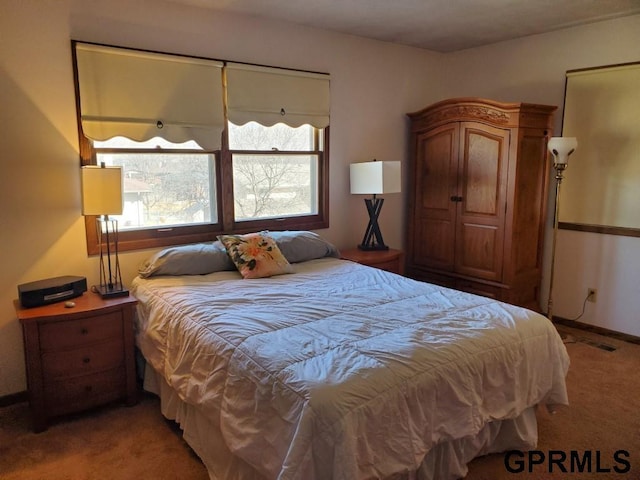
0,0,442,397
441,15,640,337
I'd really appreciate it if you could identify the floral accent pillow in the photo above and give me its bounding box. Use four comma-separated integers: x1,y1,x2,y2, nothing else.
218,232,293,279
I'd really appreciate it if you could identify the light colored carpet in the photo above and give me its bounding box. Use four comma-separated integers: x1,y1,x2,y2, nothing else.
0,394,208,480
465,325,640,479
1,325,638,479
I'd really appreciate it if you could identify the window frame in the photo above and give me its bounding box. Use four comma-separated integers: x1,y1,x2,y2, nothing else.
72,42,330,255
78,127,329,255
225,125,328,231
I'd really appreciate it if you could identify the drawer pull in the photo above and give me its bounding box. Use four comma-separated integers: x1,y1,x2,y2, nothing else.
85,385,93,393
80,328,89,335
82,357,91,364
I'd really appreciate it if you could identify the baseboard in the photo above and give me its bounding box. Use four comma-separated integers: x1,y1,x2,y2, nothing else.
0,390,27,408
553,317,640,345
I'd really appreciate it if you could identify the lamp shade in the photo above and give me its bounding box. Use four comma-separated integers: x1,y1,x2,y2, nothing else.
350,160,401,195
81,165,123,215
548,137,578,165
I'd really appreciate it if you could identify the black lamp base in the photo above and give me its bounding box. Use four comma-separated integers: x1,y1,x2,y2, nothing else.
96,216,128,300
96,285,129,299
358,196,389,251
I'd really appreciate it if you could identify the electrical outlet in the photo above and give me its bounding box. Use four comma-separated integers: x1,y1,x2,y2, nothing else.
587,288,597,303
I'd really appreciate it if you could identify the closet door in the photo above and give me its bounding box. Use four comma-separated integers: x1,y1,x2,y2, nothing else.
454,123,509,281
411,123,459,271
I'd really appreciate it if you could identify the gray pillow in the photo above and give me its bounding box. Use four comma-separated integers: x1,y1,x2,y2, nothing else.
269,230,339,263
138,241,235,278
138,231,338,278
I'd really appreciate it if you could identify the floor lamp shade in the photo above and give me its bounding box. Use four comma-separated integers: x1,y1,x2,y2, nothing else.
350,160,401,250
548,137,578,166
81,165,124,216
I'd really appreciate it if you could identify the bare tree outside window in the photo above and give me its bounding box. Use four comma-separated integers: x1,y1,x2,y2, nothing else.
229,122,320,221
233,154,316,219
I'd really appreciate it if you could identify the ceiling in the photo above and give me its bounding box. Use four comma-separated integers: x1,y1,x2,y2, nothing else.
167,0,640,52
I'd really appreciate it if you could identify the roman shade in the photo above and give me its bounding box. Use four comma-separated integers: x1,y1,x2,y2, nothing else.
75,42,225,150
225,63,330,128
561,62,640,229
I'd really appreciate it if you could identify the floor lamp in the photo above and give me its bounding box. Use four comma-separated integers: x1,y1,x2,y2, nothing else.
81,163,129,298
350,159,401,250
547,137,578,321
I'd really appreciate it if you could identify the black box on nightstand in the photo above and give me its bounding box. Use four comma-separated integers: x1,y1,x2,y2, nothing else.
18,275,87,308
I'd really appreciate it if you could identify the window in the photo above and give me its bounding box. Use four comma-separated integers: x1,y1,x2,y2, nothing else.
94,137,217,229
81,137,222,254
73,42,330,254
229,122,322,222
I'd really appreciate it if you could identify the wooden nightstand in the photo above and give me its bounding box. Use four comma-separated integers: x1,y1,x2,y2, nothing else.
15,292,138,432
340,248,404,275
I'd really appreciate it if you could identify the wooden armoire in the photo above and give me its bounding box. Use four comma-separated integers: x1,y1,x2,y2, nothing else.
406,98,556,311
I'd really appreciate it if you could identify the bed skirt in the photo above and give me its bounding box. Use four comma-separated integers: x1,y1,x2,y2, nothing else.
144,364,538,480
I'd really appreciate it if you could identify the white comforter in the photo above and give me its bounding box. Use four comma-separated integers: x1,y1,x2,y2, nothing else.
132,257,569,480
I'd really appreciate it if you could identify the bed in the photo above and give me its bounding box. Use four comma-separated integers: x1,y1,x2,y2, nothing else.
131,231,569,480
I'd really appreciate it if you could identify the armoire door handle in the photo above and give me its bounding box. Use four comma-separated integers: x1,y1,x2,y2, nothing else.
450,196,463,202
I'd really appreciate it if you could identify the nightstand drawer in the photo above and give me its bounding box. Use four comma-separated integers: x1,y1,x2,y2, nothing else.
44,368,126,416
41,338,124,379
39,312,123,350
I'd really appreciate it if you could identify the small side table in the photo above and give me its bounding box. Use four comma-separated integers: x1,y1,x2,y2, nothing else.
340,248,404,275
15,292,138,432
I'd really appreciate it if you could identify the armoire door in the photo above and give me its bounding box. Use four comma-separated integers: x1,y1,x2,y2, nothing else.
411,123,459,271
454,122,509,281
